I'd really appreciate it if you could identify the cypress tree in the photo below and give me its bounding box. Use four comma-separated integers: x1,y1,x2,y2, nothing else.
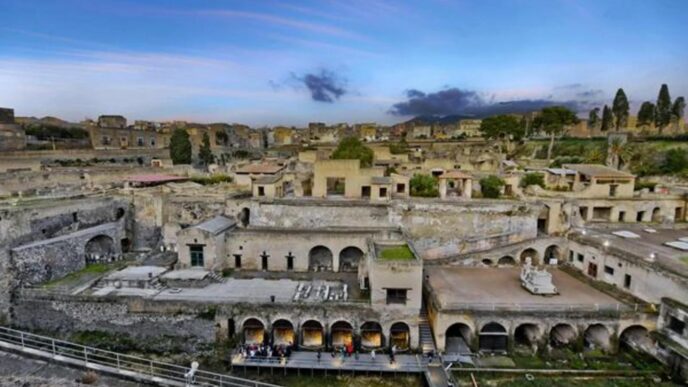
588,107,600,129
672,96,686,123
169,128,192,164
198,132,215,166
655,84,672,132
611,88,629,130
637,102,655,127
600,105,613,132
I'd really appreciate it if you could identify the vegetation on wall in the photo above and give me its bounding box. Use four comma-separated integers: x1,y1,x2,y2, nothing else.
409,173,438,197
24,124,89,140
520,172,545,188
480,175,505,198
331,136,374,167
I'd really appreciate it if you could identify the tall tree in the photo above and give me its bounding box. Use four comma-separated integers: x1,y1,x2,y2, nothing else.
532,106,579,163
198,132,215,166
611,88,630,130
655,84,672,133
600,105,613,132
479,115,524,155
331,136,374,167
588,107,600,129
169,128,192,164
637,102,656,128
672,96,686,123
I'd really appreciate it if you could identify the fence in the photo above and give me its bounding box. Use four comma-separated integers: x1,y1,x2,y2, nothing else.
0,326,280,387
440,302,633,312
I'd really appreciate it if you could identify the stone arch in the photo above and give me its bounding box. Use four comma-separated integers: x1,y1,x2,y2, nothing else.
544,245,562,264
239,207,250,227
115,207,125,220
300,320,324,349
309,245,333,271
390,322,410,351
330,320,353,347
479,322,508,352
619,325,653,353
584,324,611,351
519,248,539,265
550,323,577,348
84,235,115,262
498,256,516,266
651,207,661,222
514,323,541,348
481,258,494,266
360,321,384,349
272,319,295,346
339,246,364,272
445,323,473,354
242,318,265,345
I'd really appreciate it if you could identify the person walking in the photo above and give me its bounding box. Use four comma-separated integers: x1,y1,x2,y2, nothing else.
317,349,322,363
371,349,376,362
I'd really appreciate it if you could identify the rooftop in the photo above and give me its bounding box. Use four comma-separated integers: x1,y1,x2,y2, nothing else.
562,164,635,179
193,215,236,235
426,266,623,310
235,163,284,174
253,174,283,185
439,170,472,179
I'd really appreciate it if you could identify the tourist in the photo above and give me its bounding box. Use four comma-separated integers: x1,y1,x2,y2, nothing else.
317,349,322,363
370,349,376,361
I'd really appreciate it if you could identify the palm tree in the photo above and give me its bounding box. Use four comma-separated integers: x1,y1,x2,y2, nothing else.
606,137,626,170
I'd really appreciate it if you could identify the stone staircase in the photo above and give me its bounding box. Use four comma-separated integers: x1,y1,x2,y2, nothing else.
419,304,437,354
208,271,225,283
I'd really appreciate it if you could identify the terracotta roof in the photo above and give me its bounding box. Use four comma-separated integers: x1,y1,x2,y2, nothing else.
439,170,472,179
235,163,284,174
562,164,635,178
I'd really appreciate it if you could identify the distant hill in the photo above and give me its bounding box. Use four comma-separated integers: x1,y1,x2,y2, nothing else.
399,114,476,126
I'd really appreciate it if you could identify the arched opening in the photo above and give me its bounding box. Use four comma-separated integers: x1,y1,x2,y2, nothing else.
538,205,549,233
84,235,115,262
360,321,384,349
514,323,541,348
445,323,472,354
498,256,516,266
115,208,125,220
339,246,364,272
550,324,577,348
330,321,353,348
309,246,333,272
300,320,324,349
619,325,653,353
239,208,250,227
481,258,493,266
120,238,131,253
520,248,539,266
243,318,265,345
584,324,611,351
272,319,295,346
544,245,562,265
390,322,410,351
651,207,661,222
479,322,508,352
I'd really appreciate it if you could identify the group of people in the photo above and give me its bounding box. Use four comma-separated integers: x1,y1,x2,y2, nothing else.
315,344,398,365
240,342,293,361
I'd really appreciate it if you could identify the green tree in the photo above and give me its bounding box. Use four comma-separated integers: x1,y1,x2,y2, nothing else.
479,115,524,156
637,102,655,128
479,175,505,198
389,138,409,155
606,137,626,170
672,96,685,123
600,105,613,132
198,132,215,166
611,88,630,130
662,148,688,174
655,84,672,133
532,106,579,163
588,107,600,129
409,174,439,197
520,173,545,188
331,136,374,167
169,128,192,164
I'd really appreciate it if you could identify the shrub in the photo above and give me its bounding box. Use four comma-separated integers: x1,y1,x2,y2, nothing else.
190,174,232,185
81,371,99,385
480,175,505,198
635,180,657,192
410,174,439,197
520,172,545,188
331,137,374,167
661,148,688,174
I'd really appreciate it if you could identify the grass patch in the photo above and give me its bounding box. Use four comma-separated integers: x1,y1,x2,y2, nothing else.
378,245,414,261
681,256,688,265
43,263,117,288
261,375,421,387
190,174,232,185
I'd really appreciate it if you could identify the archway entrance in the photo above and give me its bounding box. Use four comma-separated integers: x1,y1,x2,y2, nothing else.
550,324,576,348
544,245,561,265
85,235,115,262
301,320,324,348
330,321,353,348
390,322,410,350
520,248,539,265
309,246,333,271
652,207,661,222
445,323,472,354
272,319,295,346
479,322,508,352
514,323,541,349
339,246,364,272
239,208,250,227
498,256,516,266
360,322,384,349
620,325,653,353
584,324,611,351
243,318,265,345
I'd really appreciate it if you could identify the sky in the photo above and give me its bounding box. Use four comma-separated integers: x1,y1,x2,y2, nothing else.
0,0,687,126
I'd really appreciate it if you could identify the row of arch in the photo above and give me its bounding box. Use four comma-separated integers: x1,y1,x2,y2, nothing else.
238,318,411,351
308,246,364,272
444,321,651,353
479,245,562,267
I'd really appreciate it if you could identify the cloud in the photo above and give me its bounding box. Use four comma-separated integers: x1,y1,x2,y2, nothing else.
288,69,348,103
388,87,588,117
575,89,604,98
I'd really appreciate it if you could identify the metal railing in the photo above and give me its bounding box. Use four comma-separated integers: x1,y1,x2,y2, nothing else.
233,353,429,373
439,302,632,312
0,326,280,387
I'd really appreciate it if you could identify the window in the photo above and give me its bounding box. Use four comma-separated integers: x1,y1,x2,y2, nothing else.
189,245,204,267
619,211,626,222
386,288,408,305
668,316,685,335
137,137,144,147
258,186,265,196
577,253,584,263
260,251,269,271
604,265,614,275
568,251,574,262
396,183,405,193
150,138,156,147
234,254,242,269
286,252,294,271
610,184,618,197
624,274,631,289
379,187,388,197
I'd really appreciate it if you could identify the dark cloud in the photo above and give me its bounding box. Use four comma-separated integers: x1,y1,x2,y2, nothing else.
389,87,592,117
290,69,347,103
555,83,584,90
575,89,604,98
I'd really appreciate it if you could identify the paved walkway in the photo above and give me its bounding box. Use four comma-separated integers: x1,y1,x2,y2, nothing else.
233,350,428,373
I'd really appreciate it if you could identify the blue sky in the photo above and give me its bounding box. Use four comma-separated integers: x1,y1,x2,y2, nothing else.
0,0,686,126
